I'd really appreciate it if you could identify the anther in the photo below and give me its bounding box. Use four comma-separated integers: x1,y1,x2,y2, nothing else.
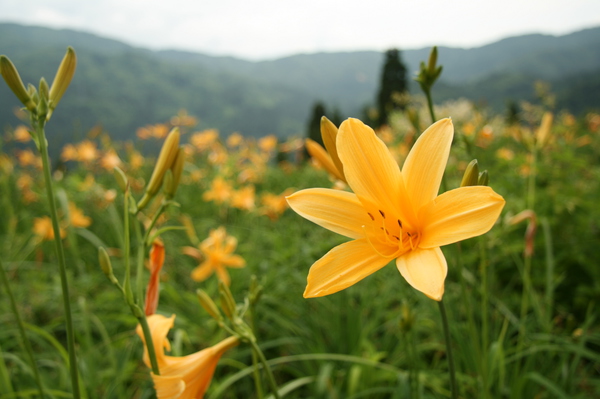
367,212,374,221
379,210,386,219
397,219,402,228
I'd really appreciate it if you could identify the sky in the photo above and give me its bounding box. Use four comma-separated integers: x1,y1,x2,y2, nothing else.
1,0,599,60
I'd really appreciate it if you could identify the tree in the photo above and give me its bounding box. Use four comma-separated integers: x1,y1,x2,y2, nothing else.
306,101,327,147
376,49,408,127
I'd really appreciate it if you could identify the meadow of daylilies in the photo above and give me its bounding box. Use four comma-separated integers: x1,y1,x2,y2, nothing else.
1,47,600,399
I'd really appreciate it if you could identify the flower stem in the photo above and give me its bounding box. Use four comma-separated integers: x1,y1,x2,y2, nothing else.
438,300,458,399
248,339,281,399
0,259,45,398
424,88,437,124
138,313,160,375
35,119,81,399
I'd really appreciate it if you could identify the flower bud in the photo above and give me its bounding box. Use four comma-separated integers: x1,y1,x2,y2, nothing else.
48,47,77,114
320,116,344,179
137,128,180,211
478,170,489,186
0,55,36,111
535,112,553,149
460,159,479,187
218,281,236,320
113,166,129,192
38,77,49,103
164,147,185,199
197,289,223,321
98,246,119,285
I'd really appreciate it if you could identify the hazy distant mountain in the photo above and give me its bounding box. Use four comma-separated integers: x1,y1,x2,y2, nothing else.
1,22,599,146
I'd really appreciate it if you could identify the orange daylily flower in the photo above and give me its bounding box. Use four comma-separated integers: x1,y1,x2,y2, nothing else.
287,118,505,300
184,227,245,286
136,314,239,399
33,216,66,241
68,202,92,228
203,177,233,205
231,186,256,211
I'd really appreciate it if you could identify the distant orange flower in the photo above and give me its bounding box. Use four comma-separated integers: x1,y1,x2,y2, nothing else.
137,124,170,140
261,189,293,220
203,177,232,205
190,129,219,151
13,125,31,142
76,140,98,163
170,109,197,128
68,202,92,228
16,149,41,168
61,144,78,162
136,314,239,399
226,132,244,148
231,186,255,211
184,227,245,285
100,149,122,171
258,135,277,152
33,216,66,241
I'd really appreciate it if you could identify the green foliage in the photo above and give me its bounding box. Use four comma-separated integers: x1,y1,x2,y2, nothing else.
376,49,408,126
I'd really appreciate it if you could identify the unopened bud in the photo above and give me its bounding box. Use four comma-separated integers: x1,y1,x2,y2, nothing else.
197,289,223,321
0,55,35,111
218,281,236,320
38,78,49,103
427,46,438,73
535,112,553,149
478,170,489,186
113,166,129,192
49,47,77,113
165,147,185,199
460,159,479,187
138,128,180,211
98,247,119,285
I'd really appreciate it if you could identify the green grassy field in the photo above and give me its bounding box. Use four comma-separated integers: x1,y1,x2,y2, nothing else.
1,50,599,399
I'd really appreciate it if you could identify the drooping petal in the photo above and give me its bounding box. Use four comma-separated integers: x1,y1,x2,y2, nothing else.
191,261,215,282
286,188,372,239
396,247,448,301
418,186,505,248
337,118,411,223
304,238,394,298
402,118,453,211
151,375,185,399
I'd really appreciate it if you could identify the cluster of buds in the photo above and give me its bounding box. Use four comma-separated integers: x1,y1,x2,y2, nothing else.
415,46,443,95
0,47,76,124
460,159,489,187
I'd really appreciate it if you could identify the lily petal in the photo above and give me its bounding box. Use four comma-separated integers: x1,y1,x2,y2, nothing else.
402,118,453,211
396,247,447,301
305,138,346,182
286,188,372,239
304,238,394,298
337,118,411,223
418,186,506,248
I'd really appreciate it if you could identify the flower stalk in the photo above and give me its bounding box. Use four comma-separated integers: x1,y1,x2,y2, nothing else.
438,300,458,399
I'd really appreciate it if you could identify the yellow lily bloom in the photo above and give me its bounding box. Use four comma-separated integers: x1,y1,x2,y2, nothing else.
136,314,239,399
287,118,505,300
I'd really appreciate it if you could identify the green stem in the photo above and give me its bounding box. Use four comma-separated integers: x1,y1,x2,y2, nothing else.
143,201,168,246
35,119,81,398
438,300,458,399
138,312,160,375
249,339,281,399
0,260,45,398
479,238,490,398
424,89,436,124
249,304,264,399
133,219,146,306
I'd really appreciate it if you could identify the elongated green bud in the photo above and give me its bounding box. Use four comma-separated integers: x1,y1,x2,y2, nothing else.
478,170,489,186
48,47,77,113
460,159,479,187
197,289,223,321
98,247,119,285
164,147,185,199
218,281,236,320
427,46,438,73
38,77,49,102
137,128,180,211
0,55,35,111
113,166,129,192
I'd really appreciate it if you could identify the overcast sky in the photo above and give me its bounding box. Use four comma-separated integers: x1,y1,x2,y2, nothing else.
1,0,599,60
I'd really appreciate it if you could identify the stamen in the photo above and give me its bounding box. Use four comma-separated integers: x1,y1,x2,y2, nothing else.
397,219,402,228
361,226,403,259
367,212,374,221
379,210,386,219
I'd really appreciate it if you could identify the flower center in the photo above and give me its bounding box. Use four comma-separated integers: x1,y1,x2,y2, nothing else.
363,208,420,258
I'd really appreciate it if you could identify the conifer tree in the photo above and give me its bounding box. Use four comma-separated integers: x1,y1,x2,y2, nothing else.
376,49,408,127
306,101,327,147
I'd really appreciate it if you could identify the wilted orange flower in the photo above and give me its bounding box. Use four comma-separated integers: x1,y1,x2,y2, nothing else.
231,186,255,211
33,216,66,241
136,314,239,399
287,118,505,300
258,135,277,152
184,227,245,285
13,125,31,142
190,129,219,151
100,149,122,171
203,177,232,205
68,202,92,228
145,240,165,316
